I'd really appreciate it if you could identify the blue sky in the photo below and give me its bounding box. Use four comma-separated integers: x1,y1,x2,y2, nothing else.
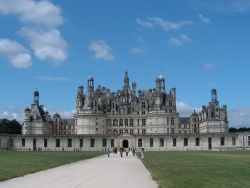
0,0,250,128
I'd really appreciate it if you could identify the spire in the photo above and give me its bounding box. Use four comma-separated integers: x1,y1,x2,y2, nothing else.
124,70,129,88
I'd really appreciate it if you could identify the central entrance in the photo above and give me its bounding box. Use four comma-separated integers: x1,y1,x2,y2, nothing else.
123,139,129,148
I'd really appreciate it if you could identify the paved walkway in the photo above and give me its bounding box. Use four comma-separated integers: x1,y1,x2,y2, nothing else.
0,152,158,188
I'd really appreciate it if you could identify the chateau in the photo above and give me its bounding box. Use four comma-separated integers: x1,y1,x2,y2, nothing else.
0,71,249,151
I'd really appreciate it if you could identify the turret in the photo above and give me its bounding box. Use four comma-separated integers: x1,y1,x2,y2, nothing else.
211,88,217,102
87,76,94,91
34,90,39,105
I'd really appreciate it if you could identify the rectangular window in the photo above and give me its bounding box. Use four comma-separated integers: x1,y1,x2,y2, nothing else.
130,119,133,127
44,139,47,148
119,119,123,127
91,139,95,147
184,138,188,146
195,138,200,146
56,139,60,147
102,138,107,147
137,119,140,126
142,119,146,126
22,138,25,147
167,117,169,125
169,100,172,106
150,138,153,147
142,102,145,108
221,137,225,146
167,128,169,134
125,129,128,133
138,139,142,147
171,128,174,133
79,139,83,147
125,119,128,126
111,139,114,147
68,139,72,147
248,136,250,146
142,129,146,134
171,117,174,125
232,137,236,146
119,129,123,134
130,129,133,134
160,138,164,147
173,138,176,147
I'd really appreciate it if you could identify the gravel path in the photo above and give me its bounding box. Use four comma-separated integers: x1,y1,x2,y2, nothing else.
0,152,158,188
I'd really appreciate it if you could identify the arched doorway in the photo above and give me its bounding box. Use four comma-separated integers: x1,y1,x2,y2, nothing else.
123,139,129,148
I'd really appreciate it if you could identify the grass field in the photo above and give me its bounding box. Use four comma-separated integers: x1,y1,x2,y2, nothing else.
140,150,250,188
0,151,103,181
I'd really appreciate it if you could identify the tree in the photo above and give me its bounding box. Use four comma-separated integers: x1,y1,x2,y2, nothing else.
0,119,22,134
229,127,250,133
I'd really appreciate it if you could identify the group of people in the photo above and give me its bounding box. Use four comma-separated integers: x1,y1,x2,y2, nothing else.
107,147,144,159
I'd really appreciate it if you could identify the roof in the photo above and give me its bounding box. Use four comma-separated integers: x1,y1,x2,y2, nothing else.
24,107,31,112
179,117,190,124
53,113,61,118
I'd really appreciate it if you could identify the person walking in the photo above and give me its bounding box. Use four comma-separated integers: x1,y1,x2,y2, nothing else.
141,148,144,160
125,148,129,156
107,148,110,157
119,147,123,157
132,148,135,156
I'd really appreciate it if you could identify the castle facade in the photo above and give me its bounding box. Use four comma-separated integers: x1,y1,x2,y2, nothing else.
0,71,249,151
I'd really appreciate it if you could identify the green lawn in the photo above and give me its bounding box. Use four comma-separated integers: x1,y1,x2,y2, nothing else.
0,151,103,181
140,151,250,188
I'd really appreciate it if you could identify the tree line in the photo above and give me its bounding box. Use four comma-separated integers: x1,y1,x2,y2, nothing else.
0,118,22,134
229,127,250,132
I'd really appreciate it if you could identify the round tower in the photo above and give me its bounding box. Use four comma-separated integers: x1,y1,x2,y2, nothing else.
23,107,31,134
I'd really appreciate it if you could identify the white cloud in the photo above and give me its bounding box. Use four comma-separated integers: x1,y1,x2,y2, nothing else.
177,101,200,117
20,28,68,65
36,76,70,82
2,111,8,116
0,0,63,27
130,36,148,54
0,106,23,122
0,38,32,68
0,0,67,67
44,108,76,119
230,0,250,13
203,63,214,70
209,0,250,14
89,40,114,61
129,47,147,54
198,14,210,23
228,107,250,128
136,17,192,31
169,34,192,46
12,113,18,119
